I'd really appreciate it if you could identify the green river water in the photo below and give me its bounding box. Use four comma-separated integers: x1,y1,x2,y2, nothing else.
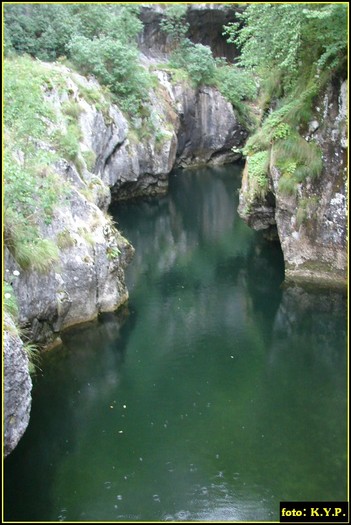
4,164,347,522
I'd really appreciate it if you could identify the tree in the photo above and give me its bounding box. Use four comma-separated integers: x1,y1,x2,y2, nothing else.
68,35,149,114
223,3,347,87
184,43,216,86
4,4,77,60
4,4,144,61
159,4,189,50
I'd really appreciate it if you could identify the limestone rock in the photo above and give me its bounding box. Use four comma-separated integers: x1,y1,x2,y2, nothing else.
238,78,347,286
3,54,247,455
4,185,134,346
4,314,32,457
172,84,247,167
79,65,247,200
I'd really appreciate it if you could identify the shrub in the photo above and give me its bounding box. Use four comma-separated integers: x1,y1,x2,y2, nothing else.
4,4,145,61
4,56,72,272
55,123,81,163
68,35,151,116
271,123,291,141
77,83,102,105
23,341,41,375
106,246,121,260
82,150,97,172
78,227,95,246
183,43,216,87
4,4,77,60
12,237,60,272
224,3,346,177
275,135,322,177
57,229,76,249
247,150,270,198
278,175,298,196
159,4,189,50
62,100,82,120
215,65,257,105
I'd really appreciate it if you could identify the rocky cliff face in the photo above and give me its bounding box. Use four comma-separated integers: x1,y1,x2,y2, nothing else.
79,67,247,200
4,314,32,457
138,4,242,61
4,65,135,348
4,191,134,347
5,61,246,346
173,82,247,166
238,77,347,285
4,56,248,455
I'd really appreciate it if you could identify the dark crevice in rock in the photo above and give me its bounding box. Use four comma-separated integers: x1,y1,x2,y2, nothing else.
111,174,169,201
98,140,125,176
138,4,244,61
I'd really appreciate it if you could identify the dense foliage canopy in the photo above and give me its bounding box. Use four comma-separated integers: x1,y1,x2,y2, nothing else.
4,3,257,116
223,3,347,197
4,4,150,114
224,3,347,90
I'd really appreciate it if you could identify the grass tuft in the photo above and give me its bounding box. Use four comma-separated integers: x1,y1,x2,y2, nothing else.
4,282,19,320
13,238,60,272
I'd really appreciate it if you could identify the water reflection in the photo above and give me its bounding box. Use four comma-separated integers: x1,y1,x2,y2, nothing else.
5,165,346,522
4,308,131,522
111,166,245,291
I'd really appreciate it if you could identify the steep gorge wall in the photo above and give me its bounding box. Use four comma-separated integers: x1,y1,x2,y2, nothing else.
4,3,247,353
138,4,347,289
79,68,247,202
4,55,247,455
4,314,32,457
5,61,246,343
238,77,347,286
138,4,242,61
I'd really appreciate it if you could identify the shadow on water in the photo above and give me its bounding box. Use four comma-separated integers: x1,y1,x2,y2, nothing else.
5,307,133,521
5,164,347,522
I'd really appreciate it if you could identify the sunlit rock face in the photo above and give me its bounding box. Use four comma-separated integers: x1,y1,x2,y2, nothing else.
238,77,347,286
4,205,133,348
